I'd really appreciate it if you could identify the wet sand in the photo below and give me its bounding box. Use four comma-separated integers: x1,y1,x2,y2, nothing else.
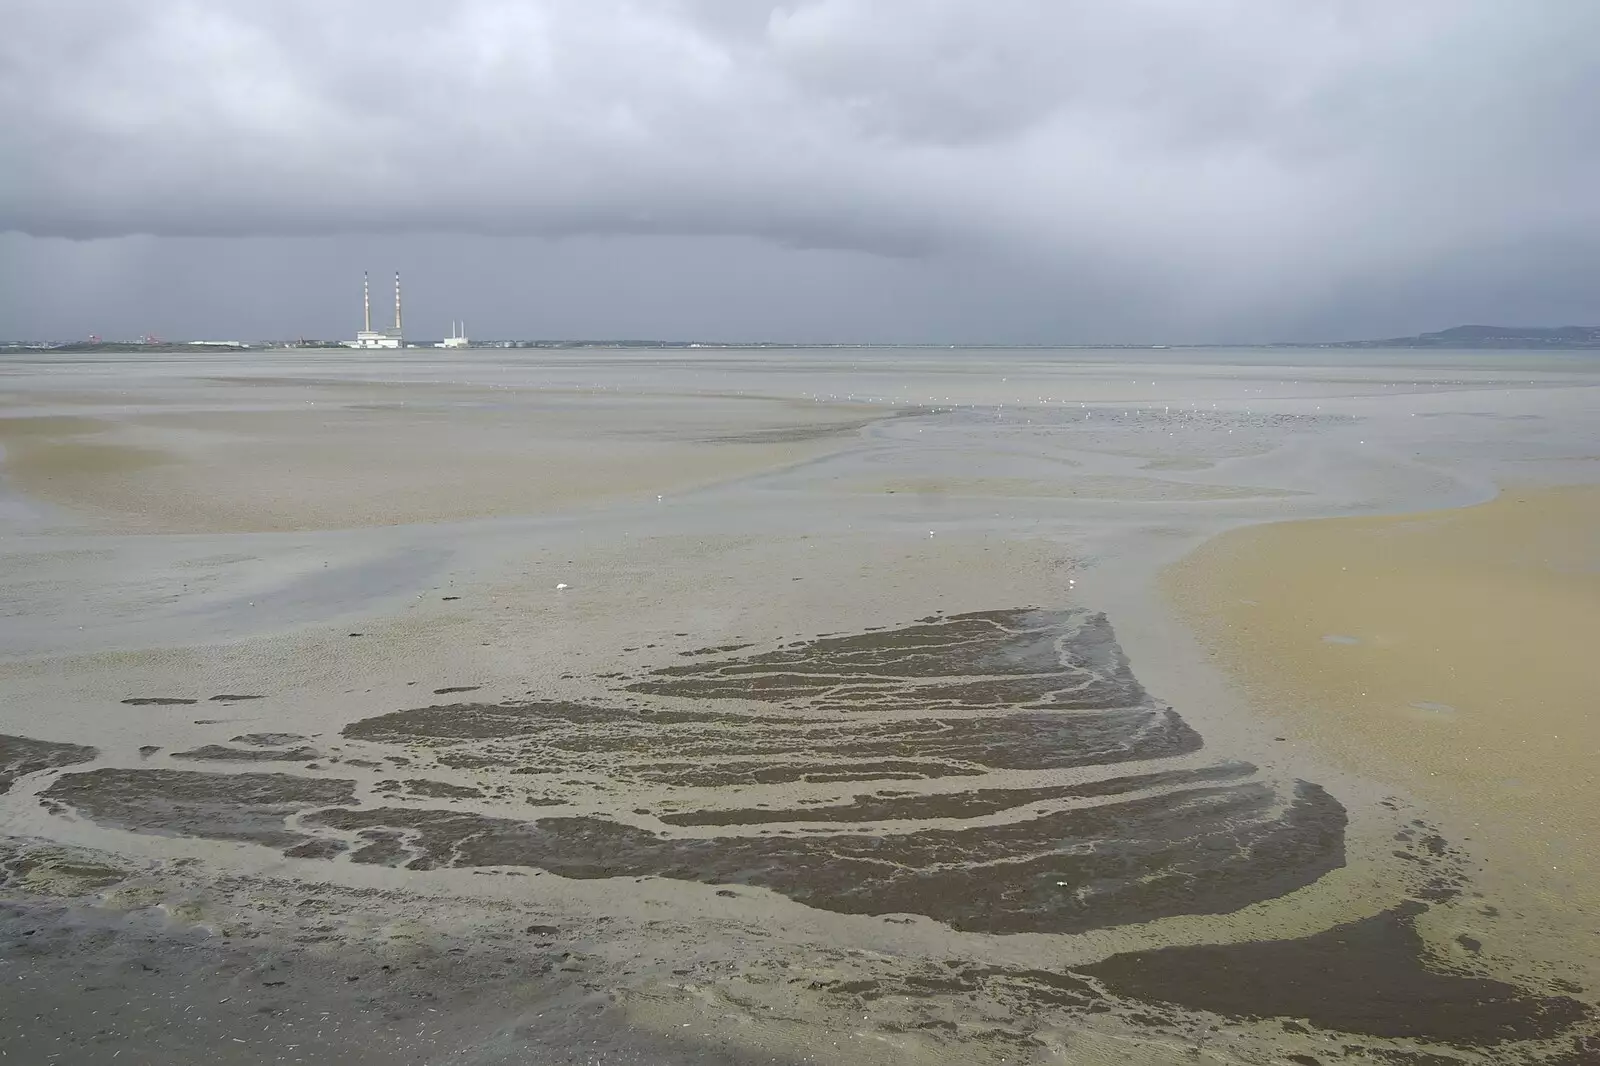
0,397,874,534
1166,485,1600,984
3,346,1599,1064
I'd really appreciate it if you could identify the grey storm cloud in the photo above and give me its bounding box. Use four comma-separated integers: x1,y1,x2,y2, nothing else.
3,0,1600,340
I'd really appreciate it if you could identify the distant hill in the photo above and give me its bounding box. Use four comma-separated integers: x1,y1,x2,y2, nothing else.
1329,325,1600,349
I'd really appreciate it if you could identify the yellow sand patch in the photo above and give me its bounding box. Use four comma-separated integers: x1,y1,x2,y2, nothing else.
0,415,112,438
3,439,174,480
1165,486,1600,971
0,404,871,532
0,416,173,487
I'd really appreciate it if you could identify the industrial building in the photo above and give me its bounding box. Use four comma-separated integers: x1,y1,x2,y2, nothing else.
438,322,469,349
348,272,404,348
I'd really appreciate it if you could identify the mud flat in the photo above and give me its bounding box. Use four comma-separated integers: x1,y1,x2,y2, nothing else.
34,611,1344,936
12,604,1593,1064
0,892,764,1066
3,347,1599,1064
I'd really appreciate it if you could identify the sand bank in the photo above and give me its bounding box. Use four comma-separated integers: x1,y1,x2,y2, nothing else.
0,399,875,533
1166,485,1600,979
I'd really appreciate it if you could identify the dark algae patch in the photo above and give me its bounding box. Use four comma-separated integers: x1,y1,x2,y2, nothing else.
629,608,1150,710
18,606,1590,1063
281,838,348,860
42,769,356,850
0,734,98,795
301,780,1344,934
660,761,1257,826
810,960,1104,1011
232,733,310,747
1078,902,1589,1046
171,744,320,762
314,608,1346,932
373,778,484,800
342,610,1202,784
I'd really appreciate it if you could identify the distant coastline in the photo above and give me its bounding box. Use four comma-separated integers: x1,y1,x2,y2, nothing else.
6,323,1600,352
1315,324,1600,349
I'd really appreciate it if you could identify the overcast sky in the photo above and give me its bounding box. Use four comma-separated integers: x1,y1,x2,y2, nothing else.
3,0,1598,343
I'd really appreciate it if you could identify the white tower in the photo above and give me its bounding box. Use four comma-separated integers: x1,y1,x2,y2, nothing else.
439,319,469,348
349,270,403,348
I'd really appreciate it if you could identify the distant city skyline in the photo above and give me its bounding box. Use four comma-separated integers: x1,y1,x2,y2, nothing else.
4,3,1600,344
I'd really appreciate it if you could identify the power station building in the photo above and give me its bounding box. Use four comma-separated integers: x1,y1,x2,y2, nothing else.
438,322,469,349
348,272,405,348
